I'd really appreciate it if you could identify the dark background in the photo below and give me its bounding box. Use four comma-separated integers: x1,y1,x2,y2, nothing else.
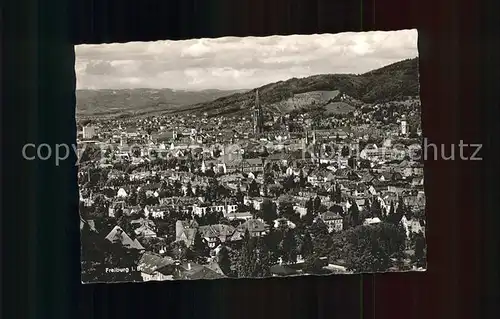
2,0,499,318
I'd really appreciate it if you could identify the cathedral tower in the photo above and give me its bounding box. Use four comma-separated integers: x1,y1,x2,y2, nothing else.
253,90,264,134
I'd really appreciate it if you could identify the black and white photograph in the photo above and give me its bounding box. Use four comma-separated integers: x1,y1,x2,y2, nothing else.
77,29,426,283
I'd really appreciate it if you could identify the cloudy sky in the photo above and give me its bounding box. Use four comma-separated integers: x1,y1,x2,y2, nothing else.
75,29,417,91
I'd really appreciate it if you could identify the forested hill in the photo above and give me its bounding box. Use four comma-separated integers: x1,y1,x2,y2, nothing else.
175,58,419,116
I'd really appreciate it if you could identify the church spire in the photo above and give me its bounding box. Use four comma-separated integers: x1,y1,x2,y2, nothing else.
253,89,264,134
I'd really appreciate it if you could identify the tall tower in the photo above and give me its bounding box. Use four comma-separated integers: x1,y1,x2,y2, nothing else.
400,120,407,136
253,90,264,134
82,125,96,139
120,136,127,147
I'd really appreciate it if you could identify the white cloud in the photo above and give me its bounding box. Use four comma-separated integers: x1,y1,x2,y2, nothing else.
75,29,418,91
181,39,214,58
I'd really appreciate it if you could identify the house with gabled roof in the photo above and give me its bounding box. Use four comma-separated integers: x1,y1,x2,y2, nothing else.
198,224,236,248
307,169,333,185
121,205,142,216
319,211,343,232
104,226,145,250
270,264,300,277
174,262,226,280
116,187,128,198
335,168,352,180
381,191,399,205
175,219,199,247
371,179,389,192
241,158,264,173
132,222,157,238
205,260,226,276
144,205,170,219
273,218,296,230
222,157,243,174
404,195,426,209
232,219,270,240
80,217,97,233
137,252,176,282
363,217,382,226
140,182,162,192
401,215,425,238
225,211,253,221
411,176,424,187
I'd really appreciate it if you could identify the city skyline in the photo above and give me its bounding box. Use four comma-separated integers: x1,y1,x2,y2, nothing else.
78,30,425,283
75,29,418,91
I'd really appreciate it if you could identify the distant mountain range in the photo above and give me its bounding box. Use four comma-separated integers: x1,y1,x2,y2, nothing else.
76,88,247,118
76,57,419,119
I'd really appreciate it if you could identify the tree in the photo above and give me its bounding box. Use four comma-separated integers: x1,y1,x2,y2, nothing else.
90,194,108,218
264,227,282,265
309,219,331,256
341,145,350,157
253,237,273,277
303,254,327,275
99,169,110,186
412,231,426,268
388,199,395,216
141,237,167,254
79,144,103,163
387,197,405,225
385,201,398,223
370,197,382,218
413,209,424,220
347,156,357,169
329,185,336,202
328,232,345,261
302,198,315,226
306,197,314,213
334,184,342,203
343,226,390,273
217,245,233,276
263,171,274,185
392,222,408,268
185,182,194,197
236,229,257,277
300,233,314,259
346,200,361,229
313,196,321,213
359,159,371,169
396,196,406,215
155,219,176,243
195,185,202,197
281,229,298,264
279,201,300,224
359,207,371,221
131,145,141,158
258,199,278,224
282,174,296,191
192,230,209,262
248,180,260,197
343,223,406,273
298,170,306,187
235,185,244,205
170,241,188,261
409,125,418,138
137,189,147,207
